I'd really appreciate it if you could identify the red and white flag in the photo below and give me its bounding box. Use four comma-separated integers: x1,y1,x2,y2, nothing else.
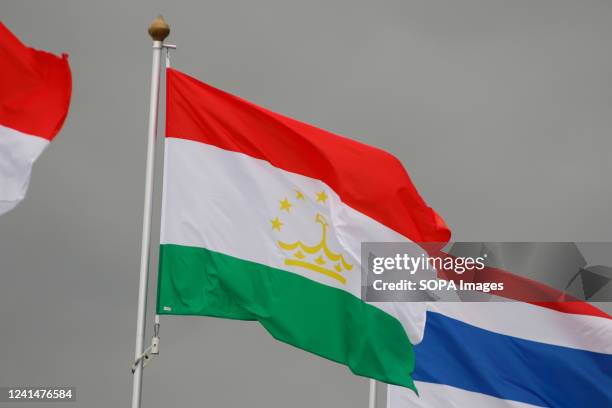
0,22,71,215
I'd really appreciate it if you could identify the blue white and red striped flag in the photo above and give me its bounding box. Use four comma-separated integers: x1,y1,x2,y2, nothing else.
388,299,612,407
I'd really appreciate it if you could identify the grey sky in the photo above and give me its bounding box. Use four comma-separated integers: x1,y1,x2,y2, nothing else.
1,1,611,407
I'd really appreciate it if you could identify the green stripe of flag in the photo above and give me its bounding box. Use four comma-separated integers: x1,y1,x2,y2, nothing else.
157,243,416,390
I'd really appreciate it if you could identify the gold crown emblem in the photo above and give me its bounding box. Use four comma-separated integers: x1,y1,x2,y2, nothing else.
271,190,353,284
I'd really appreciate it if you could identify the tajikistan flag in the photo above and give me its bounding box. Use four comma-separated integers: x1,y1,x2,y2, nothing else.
157,68,450,390
0,22,71,215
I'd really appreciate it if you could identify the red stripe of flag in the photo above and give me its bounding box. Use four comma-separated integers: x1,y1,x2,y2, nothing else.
0,22,72,140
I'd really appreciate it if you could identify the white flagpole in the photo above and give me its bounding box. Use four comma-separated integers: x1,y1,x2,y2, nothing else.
369,379,377,408
131,15,170,408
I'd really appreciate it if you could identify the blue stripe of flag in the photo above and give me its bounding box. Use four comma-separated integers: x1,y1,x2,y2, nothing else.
414,311,612,407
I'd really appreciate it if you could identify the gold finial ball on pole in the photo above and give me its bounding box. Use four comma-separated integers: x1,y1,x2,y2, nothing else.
148,15,170,41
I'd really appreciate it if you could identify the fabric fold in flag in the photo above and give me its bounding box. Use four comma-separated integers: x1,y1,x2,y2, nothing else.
0,21,71,215
157,68,450,391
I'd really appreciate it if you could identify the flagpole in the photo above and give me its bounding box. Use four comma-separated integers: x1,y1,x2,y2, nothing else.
131,15,170,408
369,379,377,408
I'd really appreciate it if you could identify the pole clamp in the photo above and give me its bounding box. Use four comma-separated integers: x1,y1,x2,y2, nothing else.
131,322,161,374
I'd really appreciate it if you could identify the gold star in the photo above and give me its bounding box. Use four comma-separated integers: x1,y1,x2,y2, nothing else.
295,190,305,200
316,191,328,203
279,198,292,212
271,217,283,231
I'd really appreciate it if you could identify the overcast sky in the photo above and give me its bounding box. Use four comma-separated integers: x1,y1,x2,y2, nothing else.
1,1,612,407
